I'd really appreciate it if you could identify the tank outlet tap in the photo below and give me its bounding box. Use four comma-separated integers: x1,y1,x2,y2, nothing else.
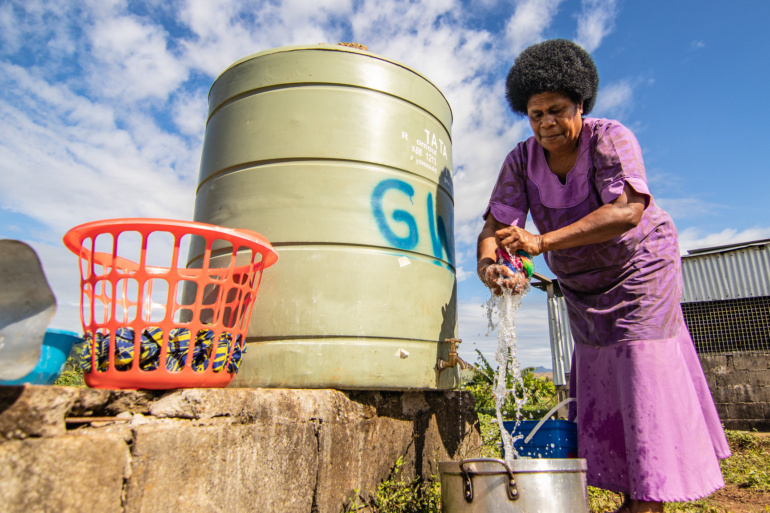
436,338,468,382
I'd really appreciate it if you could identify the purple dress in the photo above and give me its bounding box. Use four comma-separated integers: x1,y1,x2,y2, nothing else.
485,118,731,501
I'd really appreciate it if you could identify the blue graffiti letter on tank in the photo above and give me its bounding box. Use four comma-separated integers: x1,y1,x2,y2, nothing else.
372,179,418,250
426,192,455,266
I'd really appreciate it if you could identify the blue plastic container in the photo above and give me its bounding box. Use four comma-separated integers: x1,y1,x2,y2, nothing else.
503,419,578,458
0,329,82,385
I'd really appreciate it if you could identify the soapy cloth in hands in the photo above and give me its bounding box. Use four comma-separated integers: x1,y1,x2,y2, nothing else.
495,247,534,279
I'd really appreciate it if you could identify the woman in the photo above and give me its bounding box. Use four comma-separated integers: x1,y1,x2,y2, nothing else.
477,39,731,513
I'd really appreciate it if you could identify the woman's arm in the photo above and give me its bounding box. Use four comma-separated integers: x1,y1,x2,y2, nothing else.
496,182,646,256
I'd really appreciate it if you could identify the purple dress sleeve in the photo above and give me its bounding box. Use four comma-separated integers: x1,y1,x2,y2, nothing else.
483,143,529,228
592,121,652,207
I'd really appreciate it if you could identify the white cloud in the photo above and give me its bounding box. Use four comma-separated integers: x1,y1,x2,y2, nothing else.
455,266,474,282
592,79,633,119
655,197,724,222
87,14,189,102
348,0,495,88
0,1,81,59
677,226,770,255
0,63,196,241
177,0,259,76
504,0,565,56
170,89,208,139
574,0,618,52
689,40,706,51
452,102,530,228
178,0,349,77
457,291,553,368
0,3,23,54
454,216,485,252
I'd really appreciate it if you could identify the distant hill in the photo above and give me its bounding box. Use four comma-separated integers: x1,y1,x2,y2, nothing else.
532,366,551,373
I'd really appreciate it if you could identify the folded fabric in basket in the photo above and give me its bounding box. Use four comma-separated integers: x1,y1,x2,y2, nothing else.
79,327,245,374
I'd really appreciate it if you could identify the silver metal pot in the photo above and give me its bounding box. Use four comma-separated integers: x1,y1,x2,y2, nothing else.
439,458,589,513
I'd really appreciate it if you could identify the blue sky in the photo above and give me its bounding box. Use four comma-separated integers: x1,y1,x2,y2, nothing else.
2,0,768,369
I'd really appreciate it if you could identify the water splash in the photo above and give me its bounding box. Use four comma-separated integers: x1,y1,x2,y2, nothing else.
484,281,530,459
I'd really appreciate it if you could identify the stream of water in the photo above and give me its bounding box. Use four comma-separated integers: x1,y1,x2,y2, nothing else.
484,281,530,459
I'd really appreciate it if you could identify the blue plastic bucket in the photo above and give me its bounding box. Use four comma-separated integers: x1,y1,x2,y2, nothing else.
503,419,578,458
0,329,82,385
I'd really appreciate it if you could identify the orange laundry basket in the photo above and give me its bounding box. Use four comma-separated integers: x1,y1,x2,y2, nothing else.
62,218,278,389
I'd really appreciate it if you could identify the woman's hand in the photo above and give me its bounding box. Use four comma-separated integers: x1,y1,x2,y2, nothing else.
477,216,533,295
495,226,544,257
478,262,529,296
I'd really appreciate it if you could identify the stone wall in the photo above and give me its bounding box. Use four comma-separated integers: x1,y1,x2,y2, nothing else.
0,386,482,513
699,353,770,431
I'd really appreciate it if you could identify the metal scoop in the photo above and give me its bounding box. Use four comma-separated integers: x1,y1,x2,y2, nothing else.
0,240,57,380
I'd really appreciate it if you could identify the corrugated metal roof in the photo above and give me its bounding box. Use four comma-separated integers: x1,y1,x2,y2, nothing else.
685,238,770,256
681,241,770,302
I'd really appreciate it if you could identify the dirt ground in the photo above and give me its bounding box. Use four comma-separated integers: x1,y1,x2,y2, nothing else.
704,484,770,513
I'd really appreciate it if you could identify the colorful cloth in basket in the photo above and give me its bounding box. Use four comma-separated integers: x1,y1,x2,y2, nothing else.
79,327,245,374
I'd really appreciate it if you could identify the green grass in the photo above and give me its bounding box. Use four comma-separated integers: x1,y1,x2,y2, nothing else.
588,486,624,511
462,350,559,422
372,457,441,513
343,457,441,513
53,356,86,387
477,412,503,458
720,430,770,491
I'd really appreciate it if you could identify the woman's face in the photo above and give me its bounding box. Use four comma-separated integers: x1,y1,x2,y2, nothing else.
526,92,584,155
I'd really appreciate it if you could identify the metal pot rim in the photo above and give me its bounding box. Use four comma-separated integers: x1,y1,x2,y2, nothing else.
439,457,587,476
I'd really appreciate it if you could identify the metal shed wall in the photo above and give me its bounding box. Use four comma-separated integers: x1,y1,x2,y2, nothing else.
681,241,770,303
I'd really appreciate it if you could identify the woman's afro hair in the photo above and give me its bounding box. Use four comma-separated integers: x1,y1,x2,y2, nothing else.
505,39,599,116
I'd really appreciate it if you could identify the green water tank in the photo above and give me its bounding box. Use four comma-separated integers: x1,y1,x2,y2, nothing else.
193,44,457,389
